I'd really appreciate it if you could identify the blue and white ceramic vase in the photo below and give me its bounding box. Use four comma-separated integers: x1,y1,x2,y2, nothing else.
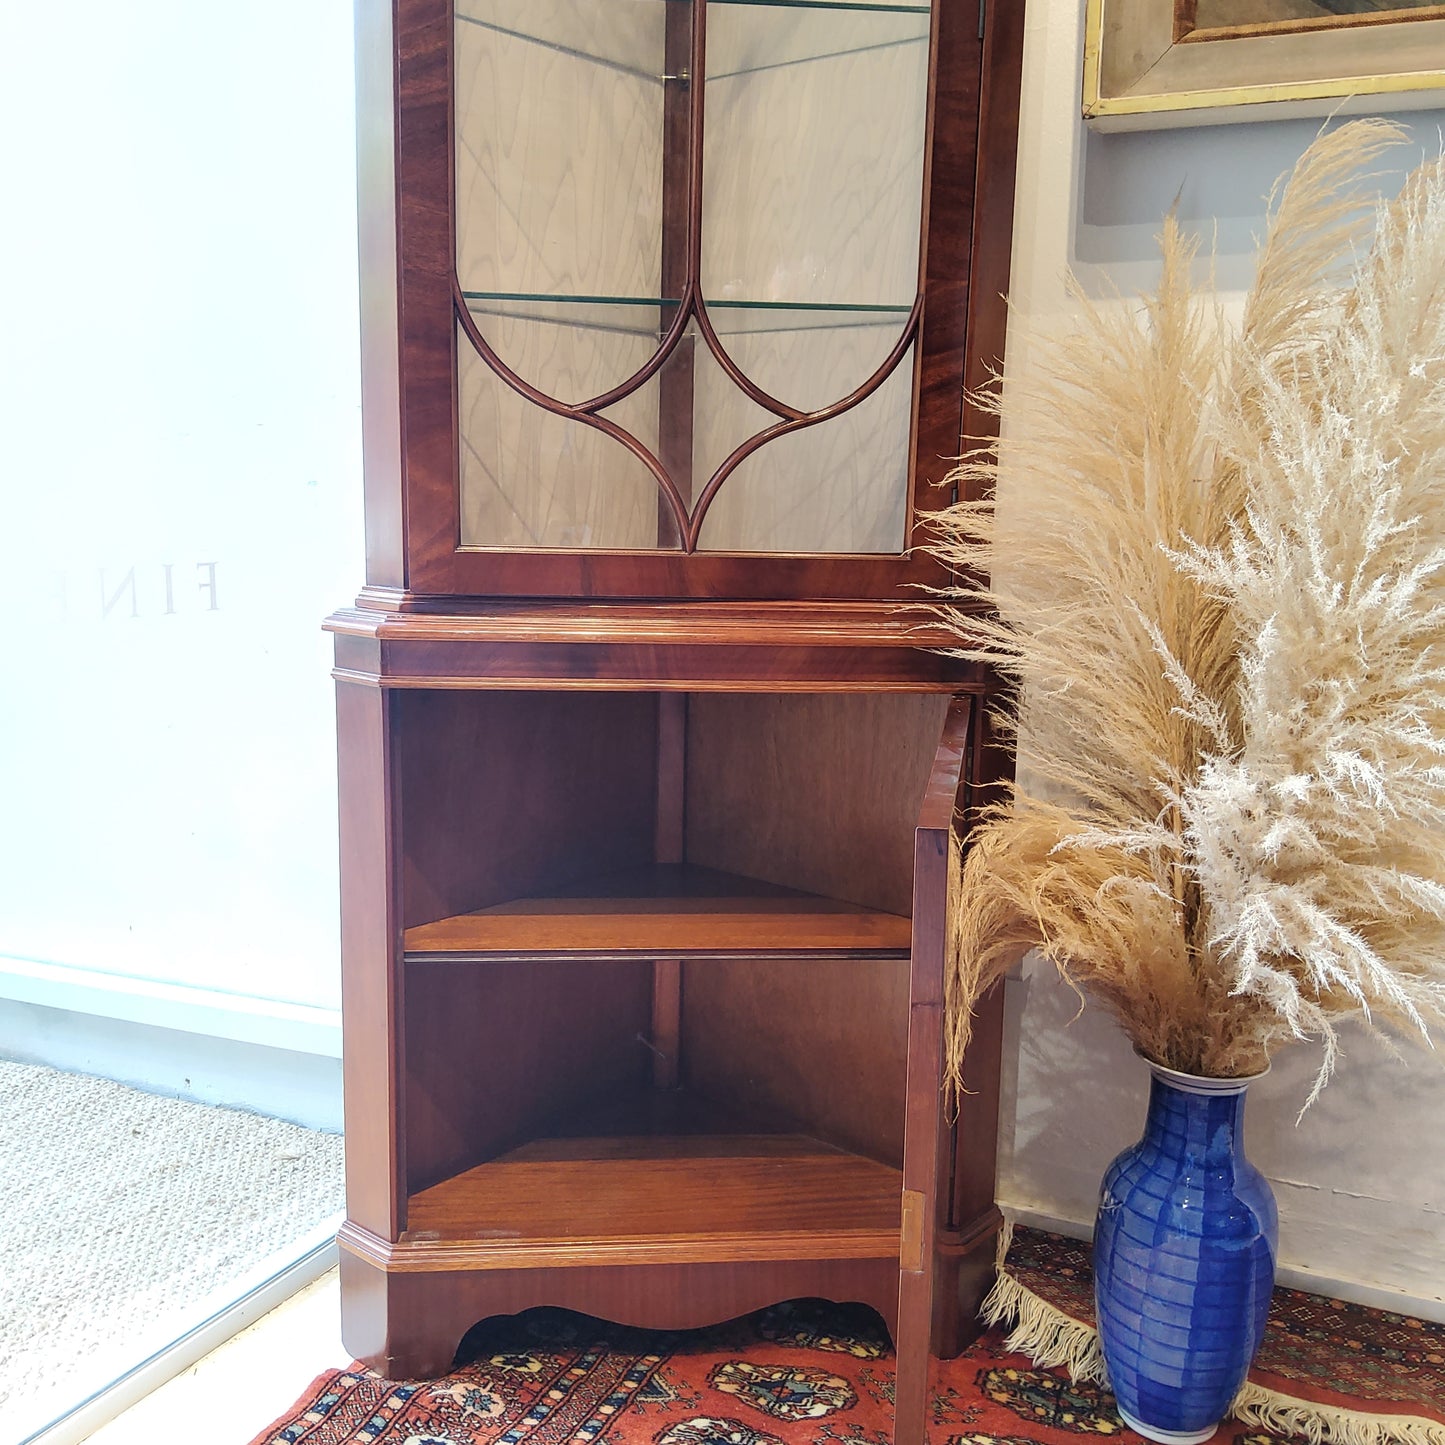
1093,1057,1278,1445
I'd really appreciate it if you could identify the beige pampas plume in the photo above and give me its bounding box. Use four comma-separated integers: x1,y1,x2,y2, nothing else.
931,118,1445,1103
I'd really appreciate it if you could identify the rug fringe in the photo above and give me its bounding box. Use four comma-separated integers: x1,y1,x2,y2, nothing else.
984,1225,1443,1445
982,1243,1107,1386
1233,1383,1445,1445
978,1214,1015,1329
993,1217,1015,1270
979,1289,1445,1445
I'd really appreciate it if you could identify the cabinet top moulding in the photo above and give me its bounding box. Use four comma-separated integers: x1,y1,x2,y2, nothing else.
326,598,993,691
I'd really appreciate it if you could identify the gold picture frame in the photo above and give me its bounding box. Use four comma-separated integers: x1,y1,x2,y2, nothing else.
1083,0,1445,130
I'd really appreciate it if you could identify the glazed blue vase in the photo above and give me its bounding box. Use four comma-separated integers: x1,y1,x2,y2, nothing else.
1093,1058,1277,1445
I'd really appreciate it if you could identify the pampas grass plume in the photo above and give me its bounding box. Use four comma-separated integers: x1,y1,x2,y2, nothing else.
933,120,1445,1102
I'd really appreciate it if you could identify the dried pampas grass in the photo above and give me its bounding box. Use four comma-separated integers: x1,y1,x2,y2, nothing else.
932,119,1445,1103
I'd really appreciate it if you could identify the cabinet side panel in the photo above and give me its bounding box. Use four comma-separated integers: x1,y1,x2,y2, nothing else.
684,691,948,916
337,680,403,1237
404,959,653,1193
356,0,405,588
896,697,969,1434
681,956,910,1166
948,698,1012,1230
960,0,1025,468
912,0,984,507
396,690,659,928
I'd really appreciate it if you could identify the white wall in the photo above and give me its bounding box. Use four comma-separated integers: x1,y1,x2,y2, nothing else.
996,0,1445,1317
0,3,362,1120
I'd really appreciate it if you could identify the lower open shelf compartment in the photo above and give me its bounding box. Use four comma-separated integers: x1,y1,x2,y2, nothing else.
397,1087,904,1270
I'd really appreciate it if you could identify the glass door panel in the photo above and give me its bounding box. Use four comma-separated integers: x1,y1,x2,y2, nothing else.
696,341,915,553
700,301,911,412
701,1,930,315
458,294,670,408
458,323,661,549
454,0,670,301
452,0,933,557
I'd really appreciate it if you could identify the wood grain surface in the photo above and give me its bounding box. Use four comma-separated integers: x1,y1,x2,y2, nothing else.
402,1137,903,1266
402,862,912,959
402,959,653,1197
336,681,404,1239
327,599,985,691
395,689,657,928
896,696,973,1438
686,691,950,916
682,957,911,1166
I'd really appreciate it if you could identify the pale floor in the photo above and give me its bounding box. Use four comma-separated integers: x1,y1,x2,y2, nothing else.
81,1270,349,1445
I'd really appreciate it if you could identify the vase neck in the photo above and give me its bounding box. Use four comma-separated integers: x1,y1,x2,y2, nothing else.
1144,1072,1250,1166
1142,1057,1266,1096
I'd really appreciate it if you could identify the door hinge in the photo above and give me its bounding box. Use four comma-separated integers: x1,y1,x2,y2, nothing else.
900,1189,927,1272
978,0,986,40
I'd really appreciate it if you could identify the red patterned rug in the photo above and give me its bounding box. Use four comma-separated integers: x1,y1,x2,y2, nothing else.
249,1231,1444,1445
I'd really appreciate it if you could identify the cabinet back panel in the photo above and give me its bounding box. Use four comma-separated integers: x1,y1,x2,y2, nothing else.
404,959,652,1196
684,691,948,917
680,692,947,1165
396,690,659,929
680,956,909,1167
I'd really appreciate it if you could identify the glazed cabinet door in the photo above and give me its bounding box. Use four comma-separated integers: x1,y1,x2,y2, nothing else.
356,0,1018,600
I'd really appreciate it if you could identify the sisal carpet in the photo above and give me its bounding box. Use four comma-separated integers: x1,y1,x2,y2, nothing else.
0,1058,343,1444
247,1233,1444,1445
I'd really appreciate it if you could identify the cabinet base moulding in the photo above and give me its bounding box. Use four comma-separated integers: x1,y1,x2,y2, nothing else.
339,1247,904,1382
338,1223,905,1273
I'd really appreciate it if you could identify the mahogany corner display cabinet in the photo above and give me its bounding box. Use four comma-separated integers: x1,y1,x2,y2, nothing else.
329,0,1024,1440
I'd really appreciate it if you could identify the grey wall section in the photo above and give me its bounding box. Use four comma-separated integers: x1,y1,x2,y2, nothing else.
998,0,1445,1320
0,1000,343,1133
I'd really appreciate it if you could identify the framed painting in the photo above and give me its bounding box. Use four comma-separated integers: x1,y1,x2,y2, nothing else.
1083,0,1445,129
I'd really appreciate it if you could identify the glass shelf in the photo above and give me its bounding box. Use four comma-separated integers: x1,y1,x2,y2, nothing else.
461,291,911,339
711,0,929,11
463,0,932,10
455,0,928,87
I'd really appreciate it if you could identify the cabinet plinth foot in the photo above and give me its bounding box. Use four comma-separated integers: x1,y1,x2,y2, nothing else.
341,1250,472,1380
930,1207,1005,1359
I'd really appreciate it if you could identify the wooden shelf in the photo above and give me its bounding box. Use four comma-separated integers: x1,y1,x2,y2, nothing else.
398,1130,903,1270
402,863,912,962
